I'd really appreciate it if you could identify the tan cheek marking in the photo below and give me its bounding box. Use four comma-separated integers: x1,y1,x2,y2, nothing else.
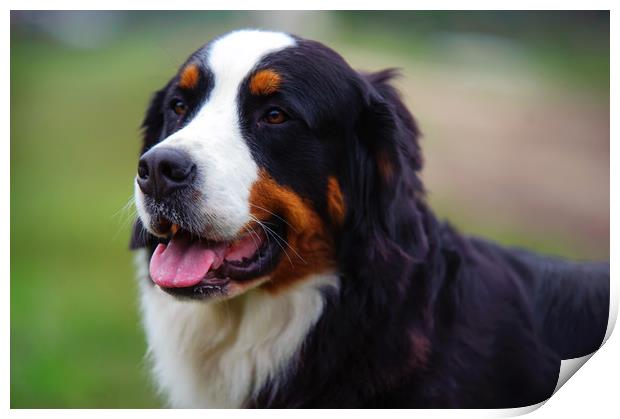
326,176,345,226
249,169,336,293
249,69,281,96
179,64,200,89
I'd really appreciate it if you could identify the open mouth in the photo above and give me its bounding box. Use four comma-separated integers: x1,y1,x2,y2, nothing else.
148,217,285,300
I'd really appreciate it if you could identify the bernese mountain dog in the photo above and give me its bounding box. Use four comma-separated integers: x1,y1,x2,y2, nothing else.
129,29,610,408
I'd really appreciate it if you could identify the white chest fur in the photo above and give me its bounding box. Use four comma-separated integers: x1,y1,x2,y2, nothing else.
134,249,338,408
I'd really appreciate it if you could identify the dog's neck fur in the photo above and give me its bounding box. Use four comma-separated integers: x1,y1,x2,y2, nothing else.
135,249,339,408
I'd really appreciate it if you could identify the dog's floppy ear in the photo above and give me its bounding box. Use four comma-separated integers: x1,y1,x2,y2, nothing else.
129,86,168,249
342,69,429,261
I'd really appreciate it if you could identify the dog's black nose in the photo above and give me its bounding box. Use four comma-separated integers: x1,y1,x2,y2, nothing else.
137,147,196,198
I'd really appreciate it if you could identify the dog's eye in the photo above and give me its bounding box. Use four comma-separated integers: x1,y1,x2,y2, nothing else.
264,108,287,124
170,99,187,116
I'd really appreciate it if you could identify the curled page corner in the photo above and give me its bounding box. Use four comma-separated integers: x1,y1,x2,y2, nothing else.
496,400,546,417
543,290,616,408
553,353,595,395
552,299,616,396
500,352,599,417
552,300,615,397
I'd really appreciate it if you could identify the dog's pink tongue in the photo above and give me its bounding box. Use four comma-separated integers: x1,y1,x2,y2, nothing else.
150,234,220,288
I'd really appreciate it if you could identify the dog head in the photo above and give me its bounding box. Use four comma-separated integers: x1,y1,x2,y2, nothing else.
131,30,427,301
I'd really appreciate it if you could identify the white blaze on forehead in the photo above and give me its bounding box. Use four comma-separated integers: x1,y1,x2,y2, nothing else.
206,30,295,89
144,30,295,239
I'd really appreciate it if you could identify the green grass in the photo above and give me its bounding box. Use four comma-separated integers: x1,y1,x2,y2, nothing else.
10,33,170,409
10,12,608,408
10,18,252,406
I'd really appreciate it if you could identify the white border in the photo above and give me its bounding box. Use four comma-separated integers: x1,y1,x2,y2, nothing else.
5,2,617,417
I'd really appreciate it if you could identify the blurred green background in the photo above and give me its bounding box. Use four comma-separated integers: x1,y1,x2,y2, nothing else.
10,11,609,408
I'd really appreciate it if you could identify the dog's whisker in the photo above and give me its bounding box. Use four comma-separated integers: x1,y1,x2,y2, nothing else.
112,196,136,219
249,214,294,268
242,224,262,260
249,203,298,232
111,196,140,243
257,220,307,265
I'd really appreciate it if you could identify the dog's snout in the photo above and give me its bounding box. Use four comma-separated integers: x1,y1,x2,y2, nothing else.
137,147,196,198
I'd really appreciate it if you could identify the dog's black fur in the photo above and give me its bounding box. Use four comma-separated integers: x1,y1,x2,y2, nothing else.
132,35,609,408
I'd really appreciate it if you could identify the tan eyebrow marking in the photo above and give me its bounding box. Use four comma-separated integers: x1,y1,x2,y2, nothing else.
249,69,282,96
179,64,200,89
